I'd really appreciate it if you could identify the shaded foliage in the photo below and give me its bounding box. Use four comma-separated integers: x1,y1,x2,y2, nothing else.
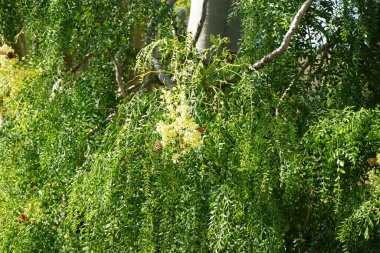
0,0,379,252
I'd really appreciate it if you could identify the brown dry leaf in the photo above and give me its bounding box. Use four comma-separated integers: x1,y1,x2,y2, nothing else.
154,140,163,152
18,213,27,223
368,157,377,167
196,126,207,133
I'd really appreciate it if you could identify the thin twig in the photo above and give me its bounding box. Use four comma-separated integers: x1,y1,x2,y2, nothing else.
275,43,329,116
69,52,93,74
250,0,314,71
310,46,329,76
275,60,311,116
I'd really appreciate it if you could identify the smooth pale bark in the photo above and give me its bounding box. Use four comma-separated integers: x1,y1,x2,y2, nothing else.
187,0,241,53
250,0,314,70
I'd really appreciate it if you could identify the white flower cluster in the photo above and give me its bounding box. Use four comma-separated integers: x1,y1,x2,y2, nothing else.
156,87,202,163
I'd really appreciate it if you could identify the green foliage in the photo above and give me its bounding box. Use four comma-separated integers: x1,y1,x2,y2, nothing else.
0,0,380,252
175,0,191,11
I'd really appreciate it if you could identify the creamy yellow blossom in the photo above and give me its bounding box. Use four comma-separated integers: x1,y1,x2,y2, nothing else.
156,86,203,162
172,153,181,164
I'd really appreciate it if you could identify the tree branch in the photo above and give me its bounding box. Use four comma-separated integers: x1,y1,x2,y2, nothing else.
167,0,178,8
146,1,177,46
141,47,175,90
275,59,311,116
141,1,176,90
114,48,127,98
275,43,329,116
151,48,175,87
250,0,314,71
69,52,93,74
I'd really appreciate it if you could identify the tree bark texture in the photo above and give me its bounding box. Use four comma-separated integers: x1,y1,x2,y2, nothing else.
187,0,241,53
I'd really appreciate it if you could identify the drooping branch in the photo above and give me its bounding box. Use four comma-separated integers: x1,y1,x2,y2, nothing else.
250,0,314,71
193,0,209,45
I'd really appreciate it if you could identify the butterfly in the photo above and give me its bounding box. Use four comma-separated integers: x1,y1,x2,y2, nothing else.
196,126,207,133
18,213,27,223
367,157,377,167
153,140,163,152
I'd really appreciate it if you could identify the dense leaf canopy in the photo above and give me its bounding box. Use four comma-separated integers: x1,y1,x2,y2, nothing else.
0,0,379,252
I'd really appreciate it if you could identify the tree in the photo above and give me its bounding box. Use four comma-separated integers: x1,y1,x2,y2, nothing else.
0,0,380,252
187,0,242,53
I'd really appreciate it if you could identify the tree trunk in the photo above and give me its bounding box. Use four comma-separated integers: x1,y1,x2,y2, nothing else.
187,0,241,54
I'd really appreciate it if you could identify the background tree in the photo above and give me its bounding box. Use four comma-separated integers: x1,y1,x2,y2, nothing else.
187,0,242,53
